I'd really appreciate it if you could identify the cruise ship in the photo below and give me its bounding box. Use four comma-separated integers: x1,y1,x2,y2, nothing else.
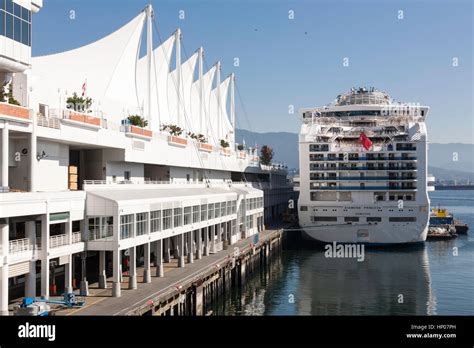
296,87,434,244
0,2,294,314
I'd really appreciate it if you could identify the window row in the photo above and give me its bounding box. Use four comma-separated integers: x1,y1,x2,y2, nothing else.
120,201,238,239
0,9,31,46
310,216,417,223
245,197,263,211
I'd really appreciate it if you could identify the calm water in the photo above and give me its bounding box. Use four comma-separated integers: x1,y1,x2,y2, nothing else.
217,190,474,315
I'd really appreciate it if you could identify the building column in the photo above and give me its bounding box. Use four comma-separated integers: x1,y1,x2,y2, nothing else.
155,240,164,277
1,122,8,188
98,251,107,289
65,255,73,293
143,242,151,283
211,225,216,252
128,246,137,289
163,238,170,263
80,252,89,296
196,229,202,260
29,112,37,192
177,234,185,268
112,249,121,297
25,221,36,298
203,227,210,256
40,214,49,299
0,222,9,315
187,231,194,264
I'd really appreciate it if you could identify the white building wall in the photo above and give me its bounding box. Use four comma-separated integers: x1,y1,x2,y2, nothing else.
106,162,144,182
35,140,69,191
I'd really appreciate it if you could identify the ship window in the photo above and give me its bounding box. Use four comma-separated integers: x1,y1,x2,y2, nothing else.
300,206,308,211
367,217,382,222
389,217,416,222
344,217,359,222
5,0,12,14
215,202,221,217
312,216,337,222
124,171,131,181
200,204,207,221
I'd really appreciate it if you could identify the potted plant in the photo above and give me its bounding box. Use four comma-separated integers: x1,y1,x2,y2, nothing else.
220,139,230,148
66,92,93,113
127,114,148,128
0,83,20,106
237,144,245,151
161,124,184,137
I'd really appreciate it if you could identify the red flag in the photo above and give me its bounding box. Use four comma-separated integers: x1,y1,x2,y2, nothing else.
358,132,372,150
82,80,87,97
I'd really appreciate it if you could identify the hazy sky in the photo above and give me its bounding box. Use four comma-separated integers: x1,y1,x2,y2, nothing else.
32,0,473,143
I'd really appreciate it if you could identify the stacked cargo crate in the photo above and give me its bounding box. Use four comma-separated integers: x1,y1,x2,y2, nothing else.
68,166,78,190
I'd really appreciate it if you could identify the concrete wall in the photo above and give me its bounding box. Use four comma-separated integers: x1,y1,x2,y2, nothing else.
36,140,69,191
8,138,29,191
106,162,144,182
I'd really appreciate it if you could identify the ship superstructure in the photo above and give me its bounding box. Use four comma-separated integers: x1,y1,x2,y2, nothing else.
0,3,294,314
296,87,434,244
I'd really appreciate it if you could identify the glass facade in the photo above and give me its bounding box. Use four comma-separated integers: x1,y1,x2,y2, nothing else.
0,0,31,46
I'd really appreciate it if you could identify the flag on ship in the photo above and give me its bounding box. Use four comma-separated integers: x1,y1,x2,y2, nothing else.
358,132,372,150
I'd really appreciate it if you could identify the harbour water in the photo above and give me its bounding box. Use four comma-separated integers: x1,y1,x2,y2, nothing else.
216,190,474,315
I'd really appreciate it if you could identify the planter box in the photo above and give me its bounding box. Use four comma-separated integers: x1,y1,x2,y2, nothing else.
238,151,246,159
220,148,231,156
69,112,101,127
126,125,152,139
198,143,213,152
168,135,188,147
0,102,30,121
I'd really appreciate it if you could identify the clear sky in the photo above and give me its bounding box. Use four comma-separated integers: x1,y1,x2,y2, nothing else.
32,0,473,143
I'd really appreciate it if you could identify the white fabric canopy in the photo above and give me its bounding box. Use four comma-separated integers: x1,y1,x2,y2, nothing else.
29,11,146,123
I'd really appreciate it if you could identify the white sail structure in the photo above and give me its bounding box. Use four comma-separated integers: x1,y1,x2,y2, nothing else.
136,35,175,132
209,76,232,145
190,64,216,139
29,11,146,123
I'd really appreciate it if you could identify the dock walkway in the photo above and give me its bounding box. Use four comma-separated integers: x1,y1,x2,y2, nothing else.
57,227,282,315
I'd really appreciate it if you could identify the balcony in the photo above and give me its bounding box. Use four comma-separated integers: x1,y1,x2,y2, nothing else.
168,135,188,147
50,234,69,248
9,238,38,254
124,125,153,140
198,142,213,152
0,102,31,122
310,176,417,181
71,232,82,244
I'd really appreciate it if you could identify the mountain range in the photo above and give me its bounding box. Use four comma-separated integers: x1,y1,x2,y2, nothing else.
235,129,474,181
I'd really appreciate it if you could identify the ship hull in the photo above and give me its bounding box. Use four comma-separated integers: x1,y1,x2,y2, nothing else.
299,221,429,244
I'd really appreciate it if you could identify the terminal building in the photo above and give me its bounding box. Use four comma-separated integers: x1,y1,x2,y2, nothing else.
0,2,294,314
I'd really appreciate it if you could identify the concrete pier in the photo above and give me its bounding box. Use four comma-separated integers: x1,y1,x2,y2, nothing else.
62,227,283,316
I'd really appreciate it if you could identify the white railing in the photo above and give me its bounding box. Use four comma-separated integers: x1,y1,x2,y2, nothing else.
9,238,32,254
50,234,68,248
37,116,61,129
71,232,82,244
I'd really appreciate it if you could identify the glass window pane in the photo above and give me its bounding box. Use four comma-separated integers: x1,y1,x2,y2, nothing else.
21,19,28,45
5,12,12,39
0,11,4,36
21,7,29,22
13,15,19,41
13,2,19,17
5,0,12,14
